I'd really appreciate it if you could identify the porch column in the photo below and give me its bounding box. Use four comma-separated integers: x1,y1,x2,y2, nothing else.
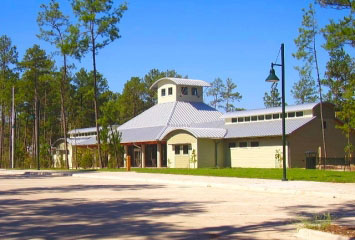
141,144,146,168
157,143,162,168
124,145,128,168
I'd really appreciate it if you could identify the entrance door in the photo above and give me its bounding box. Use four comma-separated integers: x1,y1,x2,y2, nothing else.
134,148,141,167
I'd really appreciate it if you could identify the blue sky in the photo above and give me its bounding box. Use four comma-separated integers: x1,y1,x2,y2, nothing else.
1,0,351,109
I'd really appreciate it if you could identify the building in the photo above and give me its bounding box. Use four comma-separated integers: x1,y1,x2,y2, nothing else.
52,127,109,168
118,77,354,169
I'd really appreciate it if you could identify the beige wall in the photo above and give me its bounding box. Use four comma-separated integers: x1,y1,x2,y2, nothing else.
176,86,203,103
288,118,355,168
166,130,222,168
53,142,73,168
157,82,177,104
225,137,288,168
156,79,204,104
197,139,215,168
166,130,198,168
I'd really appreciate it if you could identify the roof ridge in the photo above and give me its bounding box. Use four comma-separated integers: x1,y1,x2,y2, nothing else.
166,101,178,126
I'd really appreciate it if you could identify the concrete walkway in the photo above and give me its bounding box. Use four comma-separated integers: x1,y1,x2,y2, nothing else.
71,171,355,200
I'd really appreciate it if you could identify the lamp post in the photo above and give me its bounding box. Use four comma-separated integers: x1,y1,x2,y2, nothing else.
265,43,287,181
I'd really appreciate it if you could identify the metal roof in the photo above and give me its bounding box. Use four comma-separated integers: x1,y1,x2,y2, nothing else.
220,102,319,119
118,101,222,143
223,117,315,138
150,77,211,89
160,127,226,140
68,127,98,134
67,136,97,146
119,126,166,143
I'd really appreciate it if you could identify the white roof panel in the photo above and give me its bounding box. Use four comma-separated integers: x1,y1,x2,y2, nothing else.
150,77,211,89
223,117,315,138
118,101,222,142
159,127,226,140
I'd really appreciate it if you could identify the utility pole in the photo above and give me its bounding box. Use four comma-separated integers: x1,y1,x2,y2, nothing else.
11,86,15,168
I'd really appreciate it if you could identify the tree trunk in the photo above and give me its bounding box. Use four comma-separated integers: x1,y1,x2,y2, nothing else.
313,27,327,169
91,28,103,168
0,105,3,167
60,54,69,169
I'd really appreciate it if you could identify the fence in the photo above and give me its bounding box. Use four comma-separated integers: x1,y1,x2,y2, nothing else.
317,157,354,170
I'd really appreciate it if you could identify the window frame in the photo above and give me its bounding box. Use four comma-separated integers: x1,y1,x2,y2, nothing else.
161,88,166,97
239,142,247,148
191,87,198,96
181,87,188,96
175,145,181,155
183,144,189,155
228,142,237,148
168,87,173,95
251,141,259,147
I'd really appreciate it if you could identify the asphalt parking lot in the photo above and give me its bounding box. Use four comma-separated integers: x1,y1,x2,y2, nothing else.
0,171,354,239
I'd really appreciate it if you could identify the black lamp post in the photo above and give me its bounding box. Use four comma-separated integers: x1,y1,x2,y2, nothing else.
265,43,287,181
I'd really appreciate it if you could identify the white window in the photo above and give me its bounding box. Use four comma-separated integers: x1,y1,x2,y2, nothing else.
161,88,166,96
192,87,198,96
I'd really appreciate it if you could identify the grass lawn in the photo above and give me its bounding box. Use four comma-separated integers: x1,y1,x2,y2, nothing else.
131,168,355,183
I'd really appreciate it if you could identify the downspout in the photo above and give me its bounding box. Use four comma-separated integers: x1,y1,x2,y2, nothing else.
214,140,222,168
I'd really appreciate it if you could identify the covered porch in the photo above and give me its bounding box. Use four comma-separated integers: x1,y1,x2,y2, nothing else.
123,141,167,168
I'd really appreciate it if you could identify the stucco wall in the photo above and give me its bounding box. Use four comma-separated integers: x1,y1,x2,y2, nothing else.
197,139,216,168
226,137,288,168
157,82,177,104
288,118,355,168
166,130,198,168
176,86,203,103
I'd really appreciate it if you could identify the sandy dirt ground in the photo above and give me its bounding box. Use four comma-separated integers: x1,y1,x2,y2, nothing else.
0,172,354,240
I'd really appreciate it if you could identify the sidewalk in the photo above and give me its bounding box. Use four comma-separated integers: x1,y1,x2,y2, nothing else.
71,171,355,200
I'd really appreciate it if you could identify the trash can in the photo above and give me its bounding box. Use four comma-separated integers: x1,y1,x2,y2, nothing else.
305,151,317,169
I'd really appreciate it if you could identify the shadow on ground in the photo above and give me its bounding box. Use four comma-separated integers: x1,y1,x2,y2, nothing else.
280,201,355,226
0,175,295,240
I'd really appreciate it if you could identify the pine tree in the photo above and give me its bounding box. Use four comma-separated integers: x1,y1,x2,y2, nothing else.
222,78,242,112
263,82,281,108
207,78,225,110
72,0,127,168
291,65,318,104
293,3,327,160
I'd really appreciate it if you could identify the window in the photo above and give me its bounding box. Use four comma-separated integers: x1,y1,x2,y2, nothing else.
229,142,236,148
265,114,272,120
192,87,198,96
288,112,295,118
258,115,265,121
181,87,188,95
232,118,238,123
251,141,259,147
238,117,244,122
168,87,173,95
251,116,257,121
245,116,250,122
175,145,181,155
239,142,247,147
161,88,166,96
296,111,303,117
183,145,189,154
273,114,280,119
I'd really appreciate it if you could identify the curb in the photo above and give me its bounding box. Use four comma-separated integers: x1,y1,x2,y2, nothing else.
296,228,351,240
0,169,74,177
